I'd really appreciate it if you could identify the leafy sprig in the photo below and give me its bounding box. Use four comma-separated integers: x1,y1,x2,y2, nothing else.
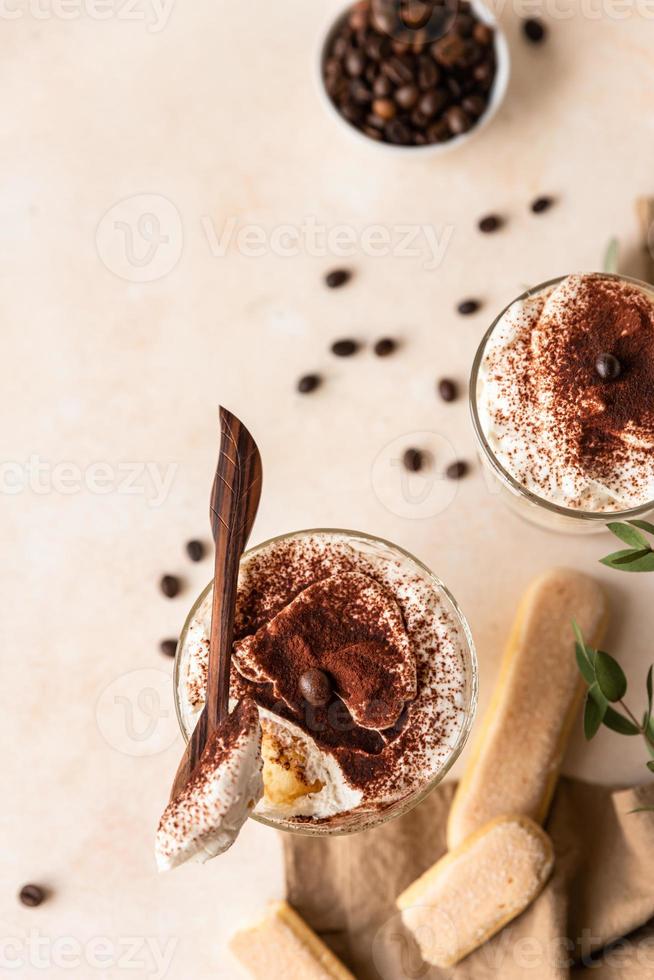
574,622,654,776
600,521,654,572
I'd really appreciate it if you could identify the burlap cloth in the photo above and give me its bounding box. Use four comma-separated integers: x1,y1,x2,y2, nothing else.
284,779,654,979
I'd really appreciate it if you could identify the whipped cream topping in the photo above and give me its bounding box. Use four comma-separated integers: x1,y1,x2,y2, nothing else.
156,699,262,871
176,532,471,827
477,274,654,512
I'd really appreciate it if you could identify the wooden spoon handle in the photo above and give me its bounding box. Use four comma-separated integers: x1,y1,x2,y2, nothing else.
206,408,262,729
169,409,262,798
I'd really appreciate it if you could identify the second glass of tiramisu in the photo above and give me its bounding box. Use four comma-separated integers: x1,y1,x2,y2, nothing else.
471,272,654,532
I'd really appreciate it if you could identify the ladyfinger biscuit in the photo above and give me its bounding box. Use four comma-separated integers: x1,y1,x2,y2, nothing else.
229,900,355,980
448,568,607,850
397,815,554,969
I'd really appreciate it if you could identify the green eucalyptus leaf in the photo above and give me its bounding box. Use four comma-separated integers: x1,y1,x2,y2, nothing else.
648,761,654,773
601,549,654,572
603,237,619,274
602,707,640,735
607,522,650,550
588,681,607,712
647,665,653,722
628,520,654,537
594,651,628,702
630,806,654,813
575,642,595,685
584,693,604,740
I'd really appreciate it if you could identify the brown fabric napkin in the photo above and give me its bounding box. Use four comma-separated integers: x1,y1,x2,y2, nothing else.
284,778,654,980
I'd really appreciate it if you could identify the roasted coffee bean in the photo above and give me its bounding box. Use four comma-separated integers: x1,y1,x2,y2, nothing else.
160,638,178,657
426,120,450,143
455,13,475,36
446,460,469,480
299,668,332,707
523,17,546,43
399,0,433,30
386,118,412,144
445,105,472,134
331,338,359,357
438,378,458,402
372,97,396,120
473,22,493,45
19,885,46,908
349,0,368,31
366,33,389,60
186,539,205,561
325,268,351,288
373,74,392,97
395,84,420,109
345,49,366,77
160,575,180,598
462,93,486,117
374,337,397,357
297,374,322,394
531,195,554,214
392,39,412,56
419,88,447,118
595,353,622,380
333,36,348,60
363,124,383,140
411,108,431,128
382,55,414,85
365,63,378,85
367,112,387,129
341,102,365,124
417,56,440,90
457,299,480,315
351,79,373,104
432,33,467,68
478,214,503,233
473,59,494,88
446,75,463,99
403,448,424,472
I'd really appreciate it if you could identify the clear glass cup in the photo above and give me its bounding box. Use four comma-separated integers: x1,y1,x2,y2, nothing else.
174,528,477,837
470,273,654,534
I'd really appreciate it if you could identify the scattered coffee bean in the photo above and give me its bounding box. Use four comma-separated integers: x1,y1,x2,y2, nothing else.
19,885,45,908
403,448,424,472
160,575,180,598
331,338,359,357
438,378,458,402
457,299,481,316
523,18,547,43
446,461,469,480
478,214,503,233
374,337,397,357
595,353,622,380
531,195,554,214
325,268,352,289
185,539,205,562
297,374,322,394
322,2,497,147
160,638,178,658
299,668,332,707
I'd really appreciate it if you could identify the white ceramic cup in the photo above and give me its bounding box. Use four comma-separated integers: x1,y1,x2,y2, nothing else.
316,0,511,156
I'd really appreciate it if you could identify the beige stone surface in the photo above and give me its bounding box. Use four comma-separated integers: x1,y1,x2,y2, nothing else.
2,2,654,976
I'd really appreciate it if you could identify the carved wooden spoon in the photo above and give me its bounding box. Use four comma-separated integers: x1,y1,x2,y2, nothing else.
169,407,262,799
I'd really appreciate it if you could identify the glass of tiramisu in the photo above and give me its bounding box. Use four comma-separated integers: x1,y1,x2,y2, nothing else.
174,529,477,836
471,272,654,532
